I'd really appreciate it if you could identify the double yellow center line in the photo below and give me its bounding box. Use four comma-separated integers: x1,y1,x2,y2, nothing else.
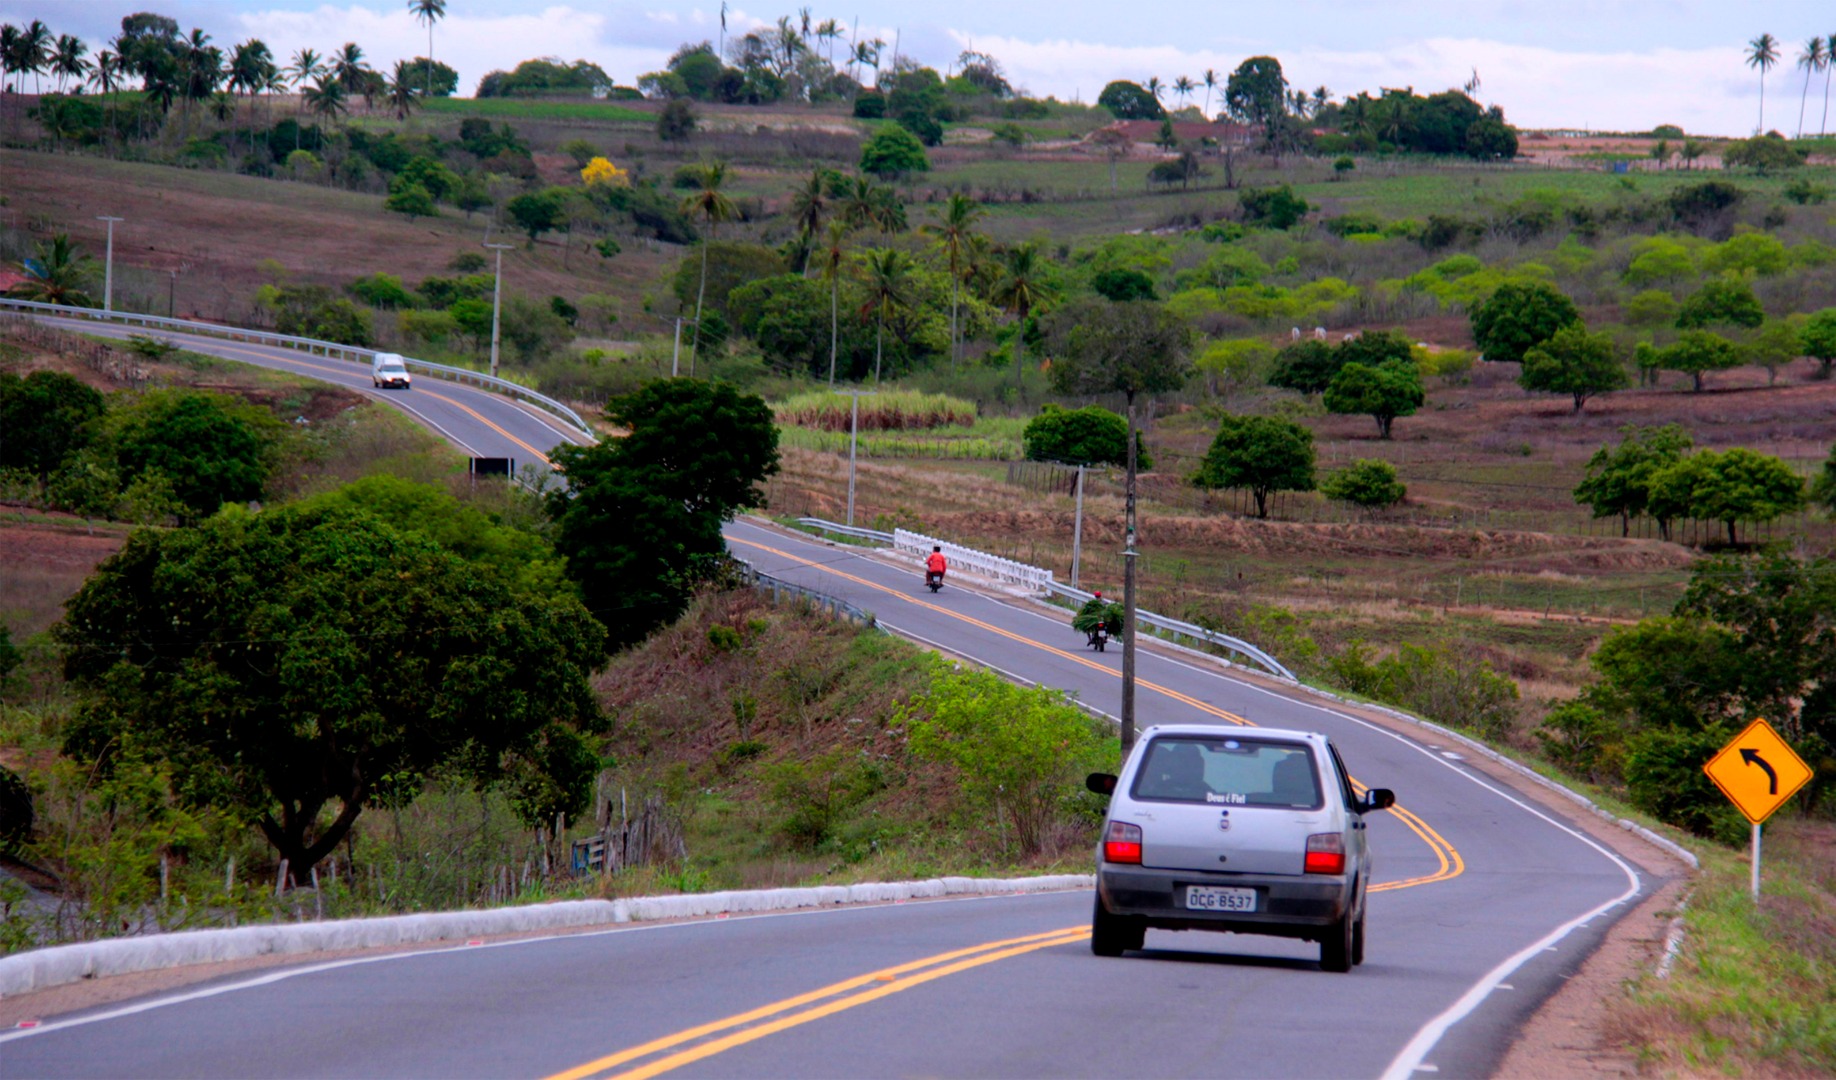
543,926,1089,1080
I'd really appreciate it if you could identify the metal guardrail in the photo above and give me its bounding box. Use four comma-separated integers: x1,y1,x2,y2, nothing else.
0,298,596,442
736,561,877,628
795,519,1292,681
894,528,1055,590
794,517,894,544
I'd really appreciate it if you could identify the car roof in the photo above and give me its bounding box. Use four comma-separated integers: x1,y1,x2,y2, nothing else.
1138,724,1326,745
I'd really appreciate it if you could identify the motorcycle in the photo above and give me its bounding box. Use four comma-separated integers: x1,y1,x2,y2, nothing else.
925,571,945,594
1085,626,1110,652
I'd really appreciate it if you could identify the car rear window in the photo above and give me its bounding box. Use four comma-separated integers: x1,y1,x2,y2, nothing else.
1130,736,1321,809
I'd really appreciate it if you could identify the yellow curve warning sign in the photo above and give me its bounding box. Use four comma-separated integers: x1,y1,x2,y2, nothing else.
1704,719,1813,825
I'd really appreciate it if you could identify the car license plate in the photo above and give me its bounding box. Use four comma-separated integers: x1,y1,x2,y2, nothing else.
1185,886,1256,912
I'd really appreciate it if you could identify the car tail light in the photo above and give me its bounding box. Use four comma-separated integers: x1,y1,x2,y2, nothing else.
1304,833,1345,875
1104,821,1142,864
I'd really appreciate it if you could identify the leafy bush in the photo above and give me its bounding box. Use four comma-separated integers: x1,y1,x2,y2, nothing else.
1623,726,1747,842
860,125,929,177
348,273,417,310
1238,185,1310,229
1022,403,1146,468
1326,641,1520,740
1320,459,1405,509
899,659,1111,856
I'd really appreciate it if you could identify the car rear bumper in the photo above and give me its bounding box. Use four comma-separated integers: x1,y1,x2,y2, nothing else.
1097,864,1353,938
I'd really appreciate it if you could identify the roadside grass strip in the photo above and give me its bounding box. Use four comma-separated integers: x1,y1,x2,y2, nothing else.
543,926,1090,1080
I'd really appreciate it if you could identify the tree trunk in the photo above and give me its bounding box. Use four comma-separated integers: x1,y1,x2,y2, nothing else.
1726,519,1738,546
874,314,883,382
1692,371,1704,392
828,274,838,385
1376,415,1392,439
1572,392,1585,413
1254,489,1269,519
1620,511,1629,538
1011,312,1026,395
1120,390,1139,753
949,273,959,374
691,234,710,372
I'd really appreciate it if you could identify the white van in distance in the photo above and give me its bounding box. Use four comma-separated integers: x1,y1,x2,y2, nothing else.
371,353,412,390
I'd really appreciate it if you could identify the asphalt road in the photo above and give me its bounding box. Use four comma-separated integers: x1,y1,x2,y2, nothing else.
3,317,1664,1078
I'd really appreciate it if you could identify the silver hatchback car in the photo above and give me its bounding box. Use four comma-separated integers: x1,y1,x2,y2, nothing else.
1086,724,1394,972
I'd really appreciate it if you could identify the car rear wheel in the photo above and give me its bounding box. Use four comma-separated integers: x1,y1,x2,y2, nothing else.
1321,909,1354,973
1091,895,1143,957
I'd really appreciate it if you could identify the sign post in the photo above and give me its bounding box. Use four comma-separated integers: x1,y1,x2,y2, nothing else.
1703,719,1812,901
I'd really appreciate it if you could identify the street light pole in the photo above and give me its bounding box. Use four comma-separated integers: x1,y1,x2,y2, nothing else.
96,216,123,312
1071,463,1086,588
484,242,514,380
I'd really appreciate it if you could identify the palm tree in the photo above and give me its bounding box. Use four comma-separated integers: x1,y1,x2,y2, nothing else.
1173,75,1195,111
51,34,88,94
407,0,445,99
1797,37,1826,137
816,19,842,67
923,193,985,371
817,220,848,385
1146,75,1164,103
992,242,1050,394
1747,33,1780,134
228,39,273,150
1201,68,1218,118
857,248,913,383
1824,34,1836,137
20,20,50,95
788,169,829,272
89,49,120,149
302,75,347,124
11,234,99,307
679,161,738,370
840,176,904,233
332,41,369,111
181,29,223,134
386,60,421,120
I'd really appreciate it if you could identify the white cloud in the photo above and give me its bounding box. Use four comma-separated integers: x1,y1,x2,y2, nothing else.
966,31,1777,136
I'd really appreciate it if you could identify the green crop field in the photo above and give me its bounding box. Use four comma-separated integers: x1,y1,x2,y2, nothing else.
421,96,652,124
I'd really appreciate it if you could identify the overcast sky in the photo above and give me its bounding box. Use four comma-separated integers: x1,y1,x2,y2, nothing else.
8,1,1835,136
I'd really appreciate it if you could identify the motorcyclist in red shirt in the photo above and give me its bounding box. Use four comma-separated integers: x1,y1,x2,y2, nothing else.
924,545,948,590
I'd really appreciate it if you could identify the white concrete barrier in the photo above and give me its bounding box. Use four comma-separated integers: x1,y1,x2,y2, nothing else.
0,875,1093,998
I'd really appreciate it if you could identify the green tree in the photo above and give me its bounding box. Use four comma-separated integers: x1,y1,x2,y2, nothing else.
1237,185,1310,229
1470,281,1581,364
1747,33,1781,134
1518,324,1629,412
0,370,104,486
1091,267,1157,302
657,98,697,140
1224,56,1288,150
857,247,915,383
1812,443,1836,513
1323,358,1424,440
1195,338,1275,398
1657,447,1806,545
9,233,98,307
57,505,604,878
1638,329,1744,392
1096,80,1163,120
992,242,1053,393
1721,132,1804,172
1267,339,1341,395
1799,307,1836,378
1320,459,1405,510
898,658,1109,857
1191,413,1315,518
505,187,572,242
406,0,446,98
1746,319,1801,385
679,162,738,369
546,379,779,648
859,124,929,177
383,181,437,217
1573,424,1694,537
924,193,985,371
1675,273,1765,330
1023,404,1143,468
103,389,286,524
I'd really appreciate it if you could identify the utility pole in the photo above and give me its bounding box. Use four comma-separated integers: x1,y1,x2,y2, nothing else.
1071,463,1086,588
670,315,697,377
96,216,123,312
484,242,514,379
1121,398,1140,752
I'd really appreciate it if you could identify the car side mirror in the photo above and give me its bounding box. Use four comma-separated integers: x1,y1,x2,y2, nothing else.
1086,773,1117,795
1361,788,1395,813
